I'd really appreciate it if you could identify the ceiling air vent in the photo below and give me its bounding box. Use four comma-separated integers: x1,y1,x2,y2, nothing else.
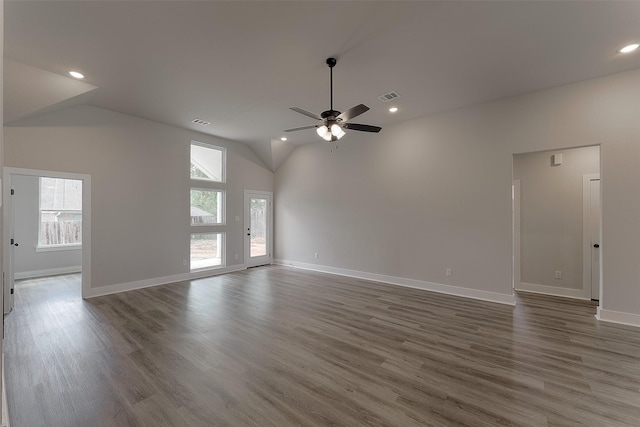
192,118,210,126
377,91,400,103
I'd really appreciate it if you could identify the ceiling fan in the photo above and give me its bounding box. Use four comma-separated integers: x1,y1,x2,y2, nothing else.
285,57,382,142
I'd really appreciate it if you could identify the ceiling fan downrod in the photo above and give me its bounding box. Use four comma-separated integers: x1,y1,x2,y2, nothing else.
327,57,337,112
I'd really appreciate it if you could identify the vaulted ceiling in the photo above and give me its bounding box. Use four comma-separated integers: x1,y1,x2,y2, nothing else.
5,1,640,170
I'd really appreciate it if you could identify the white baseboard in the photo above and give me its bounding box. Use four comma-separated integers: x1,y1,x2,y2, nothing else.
275,259,515,306
2,354,9,427
84,264,247,298
516,282,590,300
15,266,81,280
596,307,640,328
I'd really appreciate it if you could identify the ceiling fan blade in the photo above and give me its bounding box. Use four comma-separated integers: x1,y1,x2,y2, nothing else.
290,107,322,121
284,125,318,132
343,123,382,133
337,104,370,122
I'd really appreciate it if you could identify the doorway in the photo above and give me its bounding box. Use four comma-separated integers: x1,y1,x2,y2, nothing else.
3,168,91,313
244,190,273,268
512,146,600,301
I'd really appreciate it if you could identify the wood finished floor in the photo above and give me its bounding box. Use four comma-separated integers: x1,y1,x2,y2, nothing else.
5,267,640,427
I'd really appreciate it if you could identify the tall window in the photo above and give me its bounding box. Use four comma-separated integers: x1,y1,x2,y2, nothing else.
190,142,226,269
39,177,82,247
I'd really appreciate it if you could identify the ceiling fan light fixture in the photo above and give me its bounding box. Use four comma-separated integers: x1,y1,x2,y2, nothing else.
317,125,328,138
331,124,345,139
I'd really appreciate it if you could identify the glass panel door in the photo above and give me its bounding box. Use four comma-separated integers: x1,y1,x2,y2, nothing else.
245,191,272,267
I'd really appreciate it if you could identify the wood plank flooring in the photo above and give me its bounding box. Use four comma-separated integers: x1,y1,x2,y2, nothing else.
5,267,640,426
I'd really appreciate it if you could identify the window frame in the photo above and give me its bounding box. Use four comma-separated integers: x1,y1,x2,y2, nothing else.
189,141,227,271
190,231,225,271
190,141,226,184
190,187,225,226
37,177,83,250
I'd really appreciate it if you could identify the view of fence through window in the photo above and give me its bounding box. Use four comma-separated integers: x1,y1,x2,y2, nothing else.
39,177,82,246
190,189,223,225
250,198,267,257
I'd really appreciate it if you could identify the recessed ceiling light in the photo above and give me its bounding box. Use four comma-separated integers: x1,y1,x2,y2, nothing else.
68,70,85,79
619,43,639,54
389,107,398,113
280,137,288,141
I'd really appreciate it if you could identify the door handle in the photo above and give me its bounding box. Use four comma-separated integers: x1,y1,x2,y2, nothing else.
593,244,600,248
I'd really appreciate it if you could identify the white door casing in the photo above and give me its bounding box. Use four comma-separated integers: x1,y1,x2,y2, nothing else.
3,167,92,313
244,190,273,268
512,180,521,290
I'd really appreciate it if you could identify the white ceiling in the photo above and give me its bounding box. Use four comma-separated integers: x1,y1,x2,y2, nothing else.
5,1,640,170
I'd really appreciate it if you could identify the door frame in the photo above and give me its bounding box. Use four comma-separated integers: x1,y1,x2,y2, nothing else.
582,173,601,301
244,190,273,268
3,167,91,312
512,179,521,290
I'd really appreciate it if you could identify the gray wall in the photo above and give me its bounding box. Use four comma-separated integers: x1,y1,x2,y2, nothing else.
514,146,599,291
4,105,273,290
275,67,640,321
12,174,82,278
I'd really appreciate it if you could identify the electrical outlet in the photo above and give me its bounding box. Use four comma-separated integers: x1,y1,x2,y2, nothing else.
182,259,188,266
314,252,319,259
234,254,238,260
555,271,562,279
446,268,453,277
234,215,240,222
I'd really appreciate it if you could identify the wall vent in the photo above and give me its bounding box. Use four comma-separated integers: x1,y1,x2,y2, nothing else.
377,91,400,102
192,118,210,126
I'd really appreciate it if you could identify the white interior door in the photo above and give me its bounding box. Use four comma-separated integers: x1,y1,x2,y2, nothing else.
3,175,16,313
244,190,272,268
589,179,601,300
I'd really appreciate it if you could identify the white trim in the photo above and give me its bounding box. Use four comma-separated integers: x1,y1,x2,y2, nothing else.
516,282,590,300
15,266,82,280
35,244,81,252
596,307,640,328
244,190,273,268
190,140,226,183
189,188,225,226
275,259,515,306
190,231,225,270
512,179,520,290
84,264,246,298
